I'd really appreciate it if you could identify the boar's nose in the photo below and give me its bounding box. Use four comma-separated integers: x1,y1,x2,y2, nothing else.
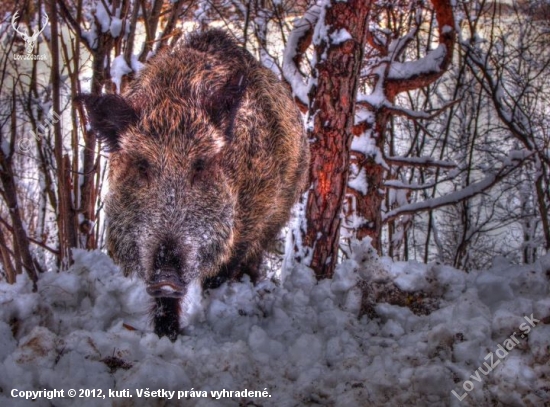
147,242,186,298
147,267,186,298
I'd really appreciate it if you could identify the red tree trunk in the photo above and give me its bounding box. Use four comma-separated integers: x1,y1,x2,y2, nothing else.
300,0,371,279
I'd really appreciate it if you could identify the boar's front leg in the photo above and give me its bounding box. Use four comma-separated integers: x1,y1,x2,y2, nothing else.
237,253,263,284
153,298,180,341
203,251,263,290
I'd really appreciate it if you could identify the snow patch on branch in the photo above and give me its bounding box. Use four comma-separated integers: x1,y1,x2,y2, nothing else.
111,55,132,93
382,148,527,222
329,28,352,45
95,1,111,33
81,22,98,49
130,55,145,74
348,165,367,194
388,44,447,80
282,0,328,106
383,172,496,221
351,132,389,170
386,156,456,168
442,25,454,35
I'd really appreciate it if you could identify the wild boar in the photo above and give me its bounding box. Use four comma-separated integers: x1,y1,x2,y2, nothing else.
78,29,309,340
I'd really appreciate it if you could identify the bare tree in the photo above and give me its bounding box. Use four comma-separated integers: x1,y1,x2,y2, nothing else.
458,0,550,256
284,0,455,278
384,0,550,268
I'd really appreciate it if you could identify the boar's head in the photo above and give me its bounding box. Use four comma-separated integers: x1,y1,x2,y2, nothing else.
77,54,247,300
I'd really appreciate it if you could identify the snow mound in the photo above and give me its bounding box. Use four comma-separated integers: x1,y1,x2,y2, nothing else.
0,249,549,406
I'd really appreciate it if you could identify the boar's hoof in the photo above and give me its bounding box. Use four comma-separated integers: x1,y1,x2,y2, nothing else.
153,297,180,341
203,272,230,290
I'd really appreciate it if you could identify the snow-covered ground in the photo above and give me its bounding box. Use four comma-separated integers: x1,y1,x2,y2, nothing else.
0,246,549,406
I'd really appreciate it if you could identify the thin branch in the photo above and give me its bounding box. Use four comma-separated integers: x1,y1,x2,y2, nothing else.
383,158,526,223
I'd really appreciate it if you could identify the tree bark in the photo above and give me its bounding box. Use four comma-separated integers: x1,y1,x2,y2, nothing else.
49,0,77,268
300,0,371,279
0,227,15,284
0,98,38,287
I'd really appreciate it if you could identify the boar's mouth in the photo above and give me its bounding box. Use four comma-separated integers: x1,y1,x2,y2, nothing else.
146,267,187,298
147,241,187,298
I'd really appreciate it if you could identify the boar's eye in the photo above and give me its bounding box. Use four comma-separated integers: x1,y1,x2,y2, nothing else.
136,159,149,178
191,159,206,185
193,159,205,173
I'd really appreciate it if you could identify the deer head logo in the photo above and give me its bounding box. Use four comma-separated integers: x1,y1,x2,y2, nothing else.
11,11,49,55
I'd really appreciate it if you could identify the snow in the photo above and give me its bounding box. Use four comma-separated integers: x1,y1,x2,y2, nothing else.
389,44,447,80
0,248,549,406
347,165,367,194
1,139,10,157
350,132,374,155
95,1,111,33
282,2,327,106
110,18,123,38
111,55,133,93
350,131,389,170
382,167,502,221
442,25,454,35
329,28,352,45
130,55,145,74
357,86,386,109
259,49,280,76
81,23,98,50
283,194,313,272
388,260,432,292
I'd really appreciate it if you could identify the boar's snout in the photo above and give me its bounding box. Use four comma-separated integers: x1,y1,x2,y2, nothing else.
147,268,187,298
146,241,187,298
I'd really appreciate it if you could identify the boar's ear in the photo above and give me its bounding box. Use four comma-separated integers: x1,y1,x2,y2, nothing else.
205,72,247,141
75,94,139,152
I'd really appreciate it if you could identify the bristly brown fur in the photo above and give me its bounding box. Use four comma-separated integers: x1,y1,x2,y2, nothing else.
75,94,138,152
78,29,310,341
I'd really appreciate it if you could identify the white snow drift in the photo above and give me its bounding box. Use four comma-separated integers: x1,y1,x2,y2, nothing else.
0,246,549,406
